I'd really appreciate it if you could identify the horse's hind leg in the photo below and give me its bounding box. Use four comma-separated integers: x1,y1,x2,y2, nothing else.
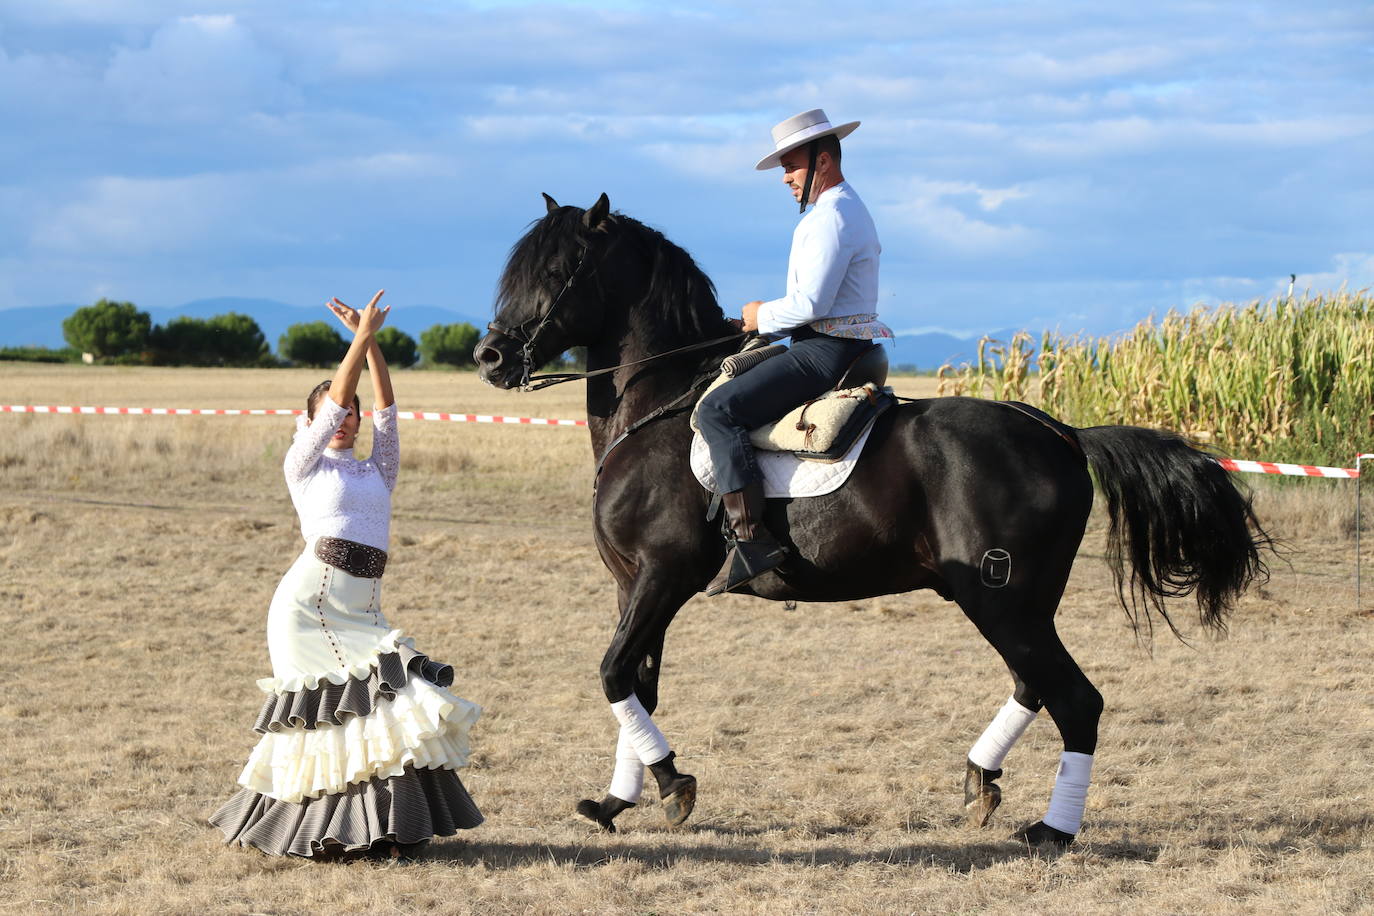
964,675,1042,826
987,621,1102,847
955,548,1100,845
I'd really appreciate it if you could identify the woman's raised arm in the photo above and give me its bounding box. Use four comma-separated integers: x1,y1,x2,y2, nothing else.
325,290,390,410
362,333,395,410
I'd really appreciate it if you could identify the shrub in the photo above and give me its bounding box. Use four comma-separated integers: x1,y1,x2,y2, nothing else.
0,346,82,363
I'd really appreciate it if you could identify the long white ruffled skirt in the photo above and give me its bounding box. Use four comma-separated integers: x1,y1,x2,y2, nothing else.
209,548,482,857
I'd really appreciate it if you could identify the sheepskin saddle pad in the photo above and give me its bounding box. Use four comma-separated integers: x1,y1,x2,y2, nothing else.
691,342,895,463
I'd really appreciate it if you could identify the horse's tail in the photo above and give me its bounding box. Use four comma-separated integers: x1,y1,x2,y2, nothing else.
1077,425,1275,639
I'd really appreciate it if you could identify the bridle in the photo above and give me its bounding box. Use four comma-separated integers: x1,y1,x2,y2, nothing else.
485,246,594,391
485,235,746,392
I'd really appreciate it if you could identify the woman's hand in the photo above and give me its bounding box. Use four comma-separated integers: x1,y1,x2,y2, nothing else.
328,290,390,337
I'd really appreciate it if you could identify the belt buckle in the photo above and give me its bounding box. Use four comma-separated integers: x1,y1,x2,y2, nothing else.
348,546,367,571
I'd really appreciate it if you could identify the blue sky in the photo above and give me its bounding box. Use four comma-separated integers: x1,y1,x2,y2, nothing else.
1,0,1371,338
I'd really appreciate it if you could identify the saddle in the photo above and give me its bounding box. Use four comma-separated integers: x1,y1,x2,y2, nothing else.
692,341,895,462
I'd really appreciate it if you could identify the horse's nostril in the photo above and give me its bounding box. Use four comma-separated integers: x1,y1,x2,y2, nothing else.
475,346,503,367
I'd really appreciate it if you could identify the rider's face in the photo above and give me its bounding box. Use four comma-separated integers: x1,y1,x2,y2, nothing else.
779,148,833,203
779,149,811,203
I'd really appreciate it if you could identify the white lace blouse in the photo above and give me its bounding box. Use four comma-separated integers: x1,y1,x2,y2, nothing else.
283,398,399,551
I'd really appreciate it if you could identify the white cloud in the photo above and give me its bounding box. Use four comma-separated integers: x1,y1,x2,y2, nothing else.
0,40,94,115
103,14,299,122
30,174,251,255
27,150,457,258
1004,45,1183,86
877,179,1034,255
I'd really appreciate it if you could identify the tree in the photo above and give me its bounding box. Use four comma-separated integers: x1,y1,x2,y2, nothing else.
149,317,214,366
150,313,271,366
206,312,271,366
419,322,481,368
62,299,151,361
280,321,347,367
375,327,418,368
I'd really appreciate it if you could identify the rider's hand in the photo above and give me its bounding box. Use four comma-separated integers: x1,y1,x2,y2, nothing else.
741,301,763,332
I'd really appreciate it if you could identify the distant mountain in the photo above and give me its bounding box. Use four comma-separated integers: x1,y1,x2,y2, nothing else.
889,327,1025,371
4,304,84,348
1,299,491,352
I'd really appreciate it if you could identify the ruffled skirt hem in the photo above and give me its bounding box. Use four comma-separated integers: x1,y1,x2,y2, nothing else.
239,673,480,803
254,642,454,733
209,763,483,858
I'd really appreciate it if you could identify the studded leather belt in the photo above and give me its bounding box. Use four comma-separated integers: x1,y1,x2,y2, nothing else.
314,536,388,579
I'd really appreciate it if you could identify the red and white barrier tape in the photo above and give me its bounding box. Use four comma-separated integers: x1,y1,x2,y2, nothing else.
1214,458,1360,479
4,405,1367,473
0,404,587,427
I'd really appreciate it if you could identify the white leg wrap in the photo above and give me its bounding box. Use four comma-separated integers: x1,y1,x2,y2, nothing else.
1042,751,1094,835
969,697,1039,771
608,726,646,803
609,694,671,766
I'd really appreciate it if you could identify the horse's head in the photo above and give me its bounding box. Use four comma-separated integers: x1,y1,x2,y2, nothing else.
475,192,617,389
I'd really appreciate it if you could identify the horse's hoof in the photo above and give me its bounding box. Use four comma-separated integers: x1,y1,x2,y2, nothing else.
964,783,1002,827
1013,820,1075,848
575,798,618,833
660,775,697,827
962,760,1002,827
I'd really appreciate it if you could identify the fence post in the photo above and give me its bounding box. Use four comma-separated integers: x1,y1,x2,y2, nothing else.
1360,455,1374,610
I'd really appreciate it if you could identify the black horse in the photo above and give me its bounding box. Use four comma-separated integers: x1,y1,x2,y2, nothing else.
475,193,1273,846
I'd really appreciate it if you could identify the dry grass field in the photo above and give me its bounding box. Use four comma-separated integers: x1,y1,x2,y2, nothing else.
1,363,1371,915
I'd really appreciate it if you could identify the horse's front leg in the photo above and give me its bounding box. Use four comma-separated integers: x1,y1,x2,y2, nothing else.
576,573,697,831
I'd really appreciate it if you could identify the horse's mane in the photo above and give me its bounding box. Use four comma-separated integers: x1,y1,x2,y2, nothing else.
497,205,725,352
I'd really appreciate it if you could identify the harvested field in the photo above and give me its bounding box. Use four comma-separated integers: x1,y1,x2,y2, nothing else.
1,364,1371,915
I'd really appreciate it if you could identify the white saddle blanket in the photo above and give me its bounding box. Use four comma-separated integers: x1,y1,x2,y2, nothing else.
689,421,875,499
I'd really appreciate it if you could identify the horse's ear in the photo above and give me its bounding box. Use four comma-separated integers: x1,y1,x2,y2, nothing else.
542,192,559,213
582,192,611,230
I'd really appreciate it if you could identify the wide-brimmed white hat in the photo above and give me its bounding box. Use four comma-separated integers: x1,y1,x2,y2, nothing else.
754,108,860,171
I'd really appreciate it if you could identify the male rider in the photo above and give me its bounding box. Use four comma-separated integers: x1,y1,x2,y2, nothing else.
699,109,893,596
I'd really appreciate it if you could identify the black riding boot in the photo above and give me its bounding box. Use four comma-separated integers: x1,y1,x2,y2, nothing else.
705,481,787,596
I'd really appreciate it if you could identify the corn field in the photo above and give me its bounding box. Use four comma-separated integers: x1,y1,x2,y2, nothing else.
937,292,1374,466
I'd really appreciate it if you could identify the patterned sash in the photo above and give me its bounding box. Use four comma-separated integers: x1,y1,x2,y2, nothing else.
808,312,894,339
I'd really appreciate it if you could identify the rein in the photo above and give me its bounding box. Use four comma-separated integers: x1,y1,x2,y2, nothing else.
592,370,719,483
517,332,747,392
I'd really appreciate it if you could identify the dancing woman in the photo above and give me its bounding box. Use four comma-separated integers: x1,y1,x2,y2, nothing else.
210,291,482,859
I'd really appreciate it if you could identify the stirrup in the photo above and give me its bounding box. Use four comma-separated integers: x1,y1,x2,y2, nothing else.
705,539,787,596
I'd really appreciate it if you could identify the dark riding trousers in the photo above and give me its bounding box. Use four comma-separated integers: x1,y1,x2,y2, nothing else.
696,326,874,494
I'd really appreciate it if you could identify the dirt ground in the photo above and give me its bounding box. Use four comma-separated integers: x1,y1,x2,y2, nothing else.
1,365,1370,915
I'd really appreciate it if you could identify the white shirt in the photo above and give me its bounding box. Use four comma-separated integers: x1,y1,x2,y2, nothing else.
283,398,399,551
756,181,882,337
